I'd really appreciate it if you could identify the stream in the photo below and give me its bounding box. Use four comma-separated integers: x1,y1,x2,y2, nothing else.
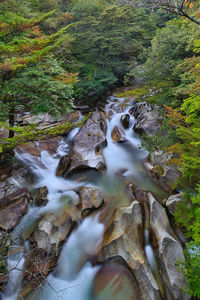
0,95,187,300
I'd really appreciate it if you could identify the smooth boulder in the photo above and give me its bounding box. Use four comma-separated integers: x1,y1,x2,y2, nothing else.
148,193,190,300
66,112,107,174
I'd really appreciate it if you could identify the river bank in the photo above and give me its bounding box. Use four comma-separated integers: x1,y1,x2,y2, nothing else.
0,92,191,300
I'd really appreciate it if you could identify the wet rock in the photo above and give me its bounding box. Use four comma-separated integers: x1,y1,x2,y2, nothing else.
56,155,70,176
99,111,107,135
121,114,130,129
30,187,48,206
0,189,29,230
33,212,73,252
148,193,190,300
166,193,184,216
102,201,162,300
78,187,104,214
66,112,107,174
111,126,126,143
93,257,143,300
133,102,163,136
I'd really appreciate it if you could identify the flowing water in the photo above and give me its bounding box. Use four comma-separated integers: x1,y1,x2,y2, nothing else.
1,95,164,300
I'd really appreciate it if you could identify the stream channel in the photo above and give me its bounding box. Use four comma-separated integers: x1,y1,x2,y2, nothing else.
0,95,187,300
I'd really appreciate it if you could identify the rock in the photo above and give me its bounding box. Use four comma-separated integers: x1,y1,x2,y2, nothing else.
148,151,181,194
0,189,29,230
56,155,70,176
25,248,55,281
75,105,90,111
148,193,190,300
111,126,126,143
102,201,162,300
166,193,184,216
93,257,143,300
66,112,107,174
30,187,48,206
121,114,130,129
16,136,62,157
33,212,73,252
133,102,163,136
78,187,104,214
16,111,79,130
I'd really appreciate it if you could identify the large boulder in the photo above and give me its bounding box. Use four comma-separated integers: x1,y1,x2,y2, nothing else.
66,112,107,175
148,193,190,300
93,257,143,300
0,188,29,230
133,102,163,136
102,201,162,300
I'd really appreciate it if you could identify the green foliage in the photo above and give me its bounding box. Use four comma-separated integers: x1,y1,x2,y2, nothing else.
73,68,117,101
175,187,200,298
176,243,200,298
134,17,200,87
66,0,156,99
0,57,74,120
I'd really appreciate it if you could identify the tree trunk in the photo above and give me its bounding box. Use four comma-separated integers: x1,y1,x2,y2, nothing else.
8,106,15,138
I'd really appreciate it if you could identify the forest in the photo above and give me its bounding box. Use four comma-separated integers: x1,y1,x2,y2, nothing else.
0,0,200,299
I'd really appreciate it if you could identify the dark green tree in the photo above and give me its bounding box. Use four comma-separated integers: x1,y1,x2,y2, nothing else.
0,9,75,164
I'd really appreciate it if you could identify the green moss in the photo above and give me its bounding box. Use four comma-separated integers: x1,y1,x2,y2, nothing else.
115,87,150,100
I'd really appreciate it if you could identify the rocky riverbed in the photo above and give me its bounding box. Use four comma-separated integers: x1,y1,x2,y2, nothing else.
0,94,190,300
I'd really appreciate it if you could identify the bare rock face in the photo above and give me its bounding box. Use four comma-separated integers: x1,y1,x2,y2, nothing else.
166,193,184,216
33,212,73,252
111,126,126,143
16,110,80,156
102,201,162,300
16,136,62,157
93,257,143,300
16,111,79,129
66,112,107,174
148,193,190,300
0,189,29,230
133,102,163,136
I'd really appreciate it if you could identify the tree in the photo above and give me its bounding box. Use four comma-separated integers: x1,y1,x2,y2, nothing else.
0,9,75,164
66,0,156,100
145,0,200,25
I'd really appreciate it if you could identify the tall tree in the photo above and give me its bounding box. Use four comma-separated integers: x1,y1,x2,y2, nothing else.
0,9,75,164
